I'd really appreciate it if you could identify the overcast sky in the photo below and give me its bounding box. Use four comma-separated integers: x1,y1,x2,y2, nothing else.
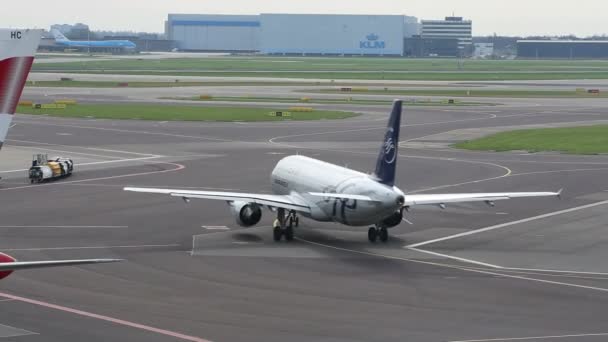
2,0,606,37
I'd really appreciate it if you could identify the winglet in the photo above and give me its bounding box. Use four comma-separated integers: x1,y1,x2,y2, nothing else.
557,188,563,199
373,100,402,187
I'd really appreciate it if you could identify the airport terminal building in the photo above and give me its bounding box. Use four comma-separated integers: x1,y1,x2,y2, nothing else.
166,13,420,56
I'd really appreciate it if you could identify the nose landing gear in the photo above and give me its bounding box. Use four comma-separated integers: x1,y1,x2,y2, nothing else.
368,226,389,243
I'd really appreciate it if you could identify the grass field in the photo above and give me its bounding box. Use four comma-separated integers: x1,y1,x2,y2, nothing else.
455,125,608,154
16,104,358,122
171,96,492,106
31,57,608,81
25,80,334,88
317,88,608,98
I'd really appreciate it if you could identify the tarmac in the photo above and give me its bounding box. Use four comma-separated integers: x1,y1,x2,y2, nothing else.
0,80,607,341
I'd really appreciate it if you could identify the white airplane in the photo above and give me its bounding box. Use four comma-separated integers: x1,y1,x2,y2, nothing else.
125,100,561,243
0,29,120,279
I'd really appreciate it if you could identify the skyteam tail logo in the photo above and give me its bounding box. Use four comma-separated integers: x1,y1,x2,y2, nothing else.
383,128,396,164
360,33,385,49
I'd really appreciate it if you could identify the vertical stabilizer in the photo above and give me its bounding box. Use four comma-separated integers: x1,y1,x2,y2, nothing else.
50,29,69,42
0,29,41,149
373,100,402,186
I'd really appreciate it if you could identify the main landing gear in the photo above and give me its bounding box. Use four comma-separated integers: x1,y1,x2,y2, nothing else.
368,226,389,243
273,209,299,242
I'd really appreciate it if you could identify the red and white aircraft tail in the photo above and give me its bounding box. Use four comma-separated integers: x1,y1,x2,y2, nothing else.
0,29,122,279
0,29,41,149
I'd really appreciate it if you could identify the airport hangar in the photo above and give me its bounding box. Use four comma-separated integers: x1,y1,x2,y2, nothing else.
518,40,608,58
165,13,420,56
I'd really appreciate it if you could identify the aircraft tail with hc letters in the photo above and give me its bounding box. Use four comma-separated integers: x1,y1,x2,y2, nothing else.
0,29,41,150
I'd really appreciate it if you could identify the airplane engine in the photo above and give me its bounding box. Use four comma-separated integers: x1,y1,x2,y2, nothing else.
381,209,403,228
0,253,16,280
230,201,262,227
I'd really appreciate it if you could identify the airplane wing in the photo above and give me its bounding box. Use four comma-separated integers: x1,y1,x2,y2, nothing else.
124,187,313,213
0,259,121,272
404,190,562,207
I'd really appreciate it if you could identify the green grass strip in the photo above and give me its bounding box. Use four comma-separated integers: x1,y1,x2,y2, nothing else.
16,104,357,122
455,125,608,154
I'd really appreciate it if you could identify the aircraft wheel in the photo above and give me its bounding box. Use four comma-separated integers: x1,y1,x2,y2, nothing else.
285,226,294,241
368,227,378,243
294,217,299,228
273,226,283,242
379,227,389,243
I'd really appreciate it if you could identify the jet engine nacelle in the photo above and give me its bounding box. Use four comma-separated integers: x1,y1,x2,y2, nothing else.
381,209,403,228
230,201,262,227
0,253,16,280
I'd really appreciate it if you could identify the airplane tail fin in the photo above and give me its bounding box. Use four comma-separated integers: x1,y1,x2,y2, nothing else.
373,100,402,187
50,29,69,42
0,29,41,149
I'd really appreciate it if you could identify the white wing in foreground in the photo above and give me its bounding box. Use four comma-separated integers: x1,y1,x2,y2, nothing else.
124,187,313,213
404,190,562,207
0,259,121,272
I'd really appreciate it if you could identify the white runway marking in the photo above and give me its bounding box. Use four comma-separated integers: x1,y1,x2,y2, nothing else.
81,146,159,157
7,138,160,157
449,332,608,342
408,248,608,278
15,120,231,142
0,244,179,251
0,161,185,192
0,156,162,174
8,141,123,159
298,238,608,295
408,247,501,268
269,112,499,147
0,292,211,342
406,198,608,248
0,225,128,229
202,226,230,230
63,183,239,191
0,323,37,338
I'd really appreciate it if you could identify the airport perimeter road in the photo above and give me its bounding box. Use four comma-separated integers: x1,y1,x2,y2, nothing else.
0,100,607,341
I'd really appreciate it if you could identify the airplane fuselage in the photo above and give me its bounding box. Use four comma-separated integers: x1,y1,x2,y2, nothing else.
56,40,136,49
271,155,404,226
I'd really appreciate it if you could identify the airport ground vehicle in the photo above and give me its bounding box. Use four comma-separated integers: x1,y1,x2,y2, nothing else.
28,154,73,183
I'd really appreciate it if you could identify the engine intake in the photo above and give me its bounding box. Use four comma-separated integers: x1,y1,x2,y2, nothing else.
231,201,262,227
381,209,403,228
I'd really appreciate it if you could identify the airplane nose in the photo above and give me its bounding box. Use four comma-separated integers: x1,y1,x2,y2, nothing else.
396,195,404,206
